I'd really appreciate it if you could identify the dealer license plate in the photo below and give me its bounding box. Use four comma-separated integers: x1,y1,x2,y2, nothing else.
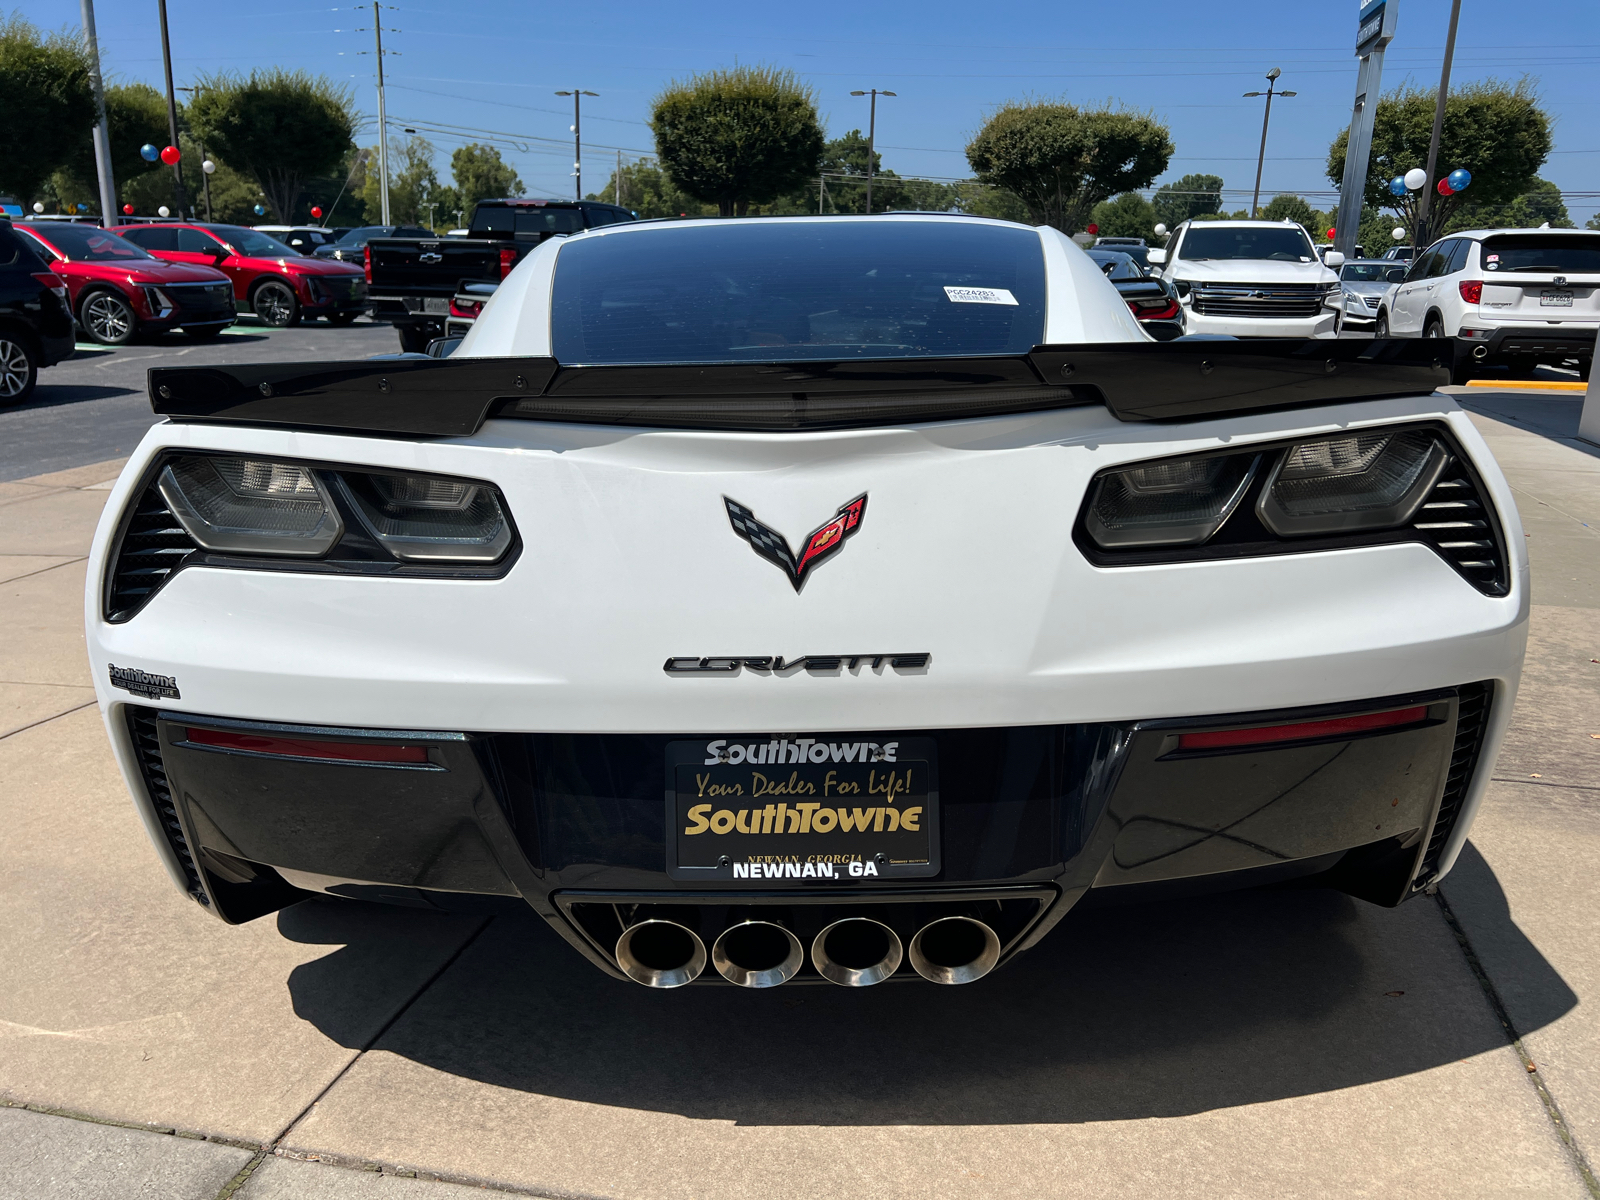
665,735,939,884
423,297,450,314
1540,290,1573,307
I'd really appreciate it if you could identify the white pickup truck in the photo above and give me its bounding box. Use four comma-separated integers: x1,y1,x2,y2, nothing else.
1150,220,1344,339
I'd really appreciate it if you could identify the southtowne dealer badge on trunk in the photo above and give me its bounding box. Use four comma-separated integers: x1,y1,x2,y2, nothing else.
665,735,941,883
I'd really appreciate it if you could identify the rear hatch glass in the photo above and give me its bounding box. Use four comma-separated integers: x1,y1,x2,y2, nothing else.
1482,234,1600,275
473,207,586,237
550,219,1047,365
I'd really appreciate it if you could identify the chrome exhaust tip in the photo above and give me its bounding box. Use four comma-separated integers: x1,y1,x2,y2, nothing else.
712,920,804,988
810,917,903,987
615,919,706,988
908,915,1001,985
1472,344,1490,360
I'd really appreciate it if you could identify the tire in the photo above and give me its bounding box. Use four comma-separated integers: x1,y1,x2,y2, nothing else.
252,280,300,327
0,333,39,405
1375,309,1389,338
80,289,137,345
1423,315,1445,339
326,311,358,326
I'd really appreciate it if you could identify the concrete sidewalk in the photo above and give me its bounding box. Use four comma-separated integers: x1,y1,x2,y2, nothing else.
1,394,1597,1200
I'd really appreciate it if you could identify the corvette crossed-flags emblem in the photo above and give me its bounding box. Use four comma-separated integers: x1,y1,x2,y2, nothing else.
723,494,868,593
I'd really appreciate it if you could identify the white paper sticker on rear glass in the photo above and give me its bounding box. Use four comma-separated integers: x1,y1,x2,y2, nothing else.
943,286,1019,306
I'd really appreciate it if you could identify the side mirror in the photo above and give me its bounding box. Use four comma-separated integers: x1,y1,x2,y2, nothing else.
1324,251,1345,267
1387,268,1405,283
1147,248,1167,265
212,247,229,263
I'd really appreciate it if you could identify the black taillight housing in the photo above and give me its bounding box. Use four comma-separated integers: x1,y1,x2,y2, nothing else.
1074,423,1509,596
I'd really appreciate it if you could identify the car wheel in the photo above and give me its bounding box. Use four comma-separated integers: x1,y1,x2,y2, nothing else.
0,333,39,405
1423,316,1445,339
1375,309,1389,338
80,290,137,345
252,281,300,328
326,311,358,326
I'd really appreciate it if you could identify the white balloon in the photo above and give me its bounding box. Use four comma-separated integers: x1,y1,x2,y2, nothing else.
1392,226,1407,240
202,159,216,175
32,201,44,214
1153,223,1167,236
1404,168,1427,191
158,206,170,217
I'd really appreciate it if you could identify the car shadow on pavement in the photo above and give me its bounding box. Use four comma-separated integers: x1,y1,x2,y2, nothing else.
12,383,141,411
279,845,1574,1125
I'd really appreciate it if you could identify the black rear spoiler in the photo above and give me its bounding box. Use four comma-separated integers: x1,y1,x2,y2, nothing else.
147,338,1450,438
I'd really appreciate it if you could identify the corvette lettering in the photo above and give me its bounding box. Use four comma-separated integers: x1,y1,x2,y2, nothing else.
664,653,930,673
725,493,866,591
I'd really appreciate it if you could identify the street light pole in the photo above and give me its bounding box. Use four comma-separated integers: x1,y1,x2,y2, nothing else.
849,89,896,213
1415,0,1462,250
373,1,390,225
79,0,118,225
156,0,188,216
556,90,598,201
1244,69,1297,218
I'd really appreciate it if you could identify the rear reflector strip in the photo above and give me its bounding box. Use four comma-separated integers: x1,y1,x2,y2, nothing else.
1177,705,1429,751
185,727,430,763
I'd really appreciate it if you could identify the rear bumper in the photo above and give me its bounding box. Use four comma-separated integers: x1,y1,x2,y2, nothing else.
117,686,1493,980
36,328,77,367
1182,308,1339,339
1464,321,1598,367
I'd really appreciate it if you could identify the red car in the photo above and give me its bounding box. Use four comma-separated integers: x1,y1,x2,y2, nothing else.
115,223,368,328
16,221,236,345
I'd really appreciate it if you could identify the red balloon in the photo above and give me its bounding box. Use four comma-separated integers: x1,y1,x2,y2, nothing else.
160,145,181,166
1437,179,1455,196
122,204,134,215
1086,223,1099,235
1327,227,1336,239
310,206,324,219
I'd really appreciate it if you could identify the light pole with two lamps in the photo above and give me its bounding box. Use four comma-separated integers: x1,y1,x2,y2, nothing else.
1243,68,1296,218
556,89,598,201
848,89,896,213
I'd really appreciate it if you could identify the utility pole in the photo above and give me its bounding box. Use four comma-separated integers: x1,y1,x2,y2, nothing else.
373,1,391,225
1335,0,1400,260
556,89,598,200
1415,0,1462,250
79,0,118,225
849,89,896,213
1244,69,1297,218
615,149,623,205
156,0,188,216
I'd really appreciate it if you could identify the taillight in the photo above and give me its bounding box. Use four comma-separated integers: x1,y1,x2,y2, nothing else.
32,271,68,299
1177,705,1429,751
363,244,372,285
499,247,516,280
185,727,430,764
1458,280,1482,304
1129,297,1180,321
449,298,482,319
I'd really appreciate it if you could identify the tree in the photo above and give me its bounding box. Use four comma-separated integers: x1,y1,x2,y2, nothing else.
966,101,1172,233
588,158,713,218
359,135,446,225
52,83,168,211
0,14,94,206
1326,79,1551,246
1588,214,1600,232
651,66,825,216
1090,192,1157,239
1451,177,1573,231
451,144,522,220
188,69,357,222
1152,173,1223,230
1260,193,1317,227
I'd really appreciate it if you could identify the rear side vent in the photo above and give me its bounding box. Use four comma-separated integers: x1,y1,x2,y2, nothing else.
126,707,208,906
105,477,197,622
1410,468,1509,596
1417,681,1493,886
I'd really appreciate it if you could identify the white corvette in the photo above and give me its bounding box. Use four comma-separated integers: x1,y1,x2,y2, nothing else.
85,215,1527,989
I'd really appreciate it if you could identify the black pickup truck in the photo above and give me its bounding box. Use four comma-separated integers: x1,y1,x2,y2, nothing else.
365,198,636,351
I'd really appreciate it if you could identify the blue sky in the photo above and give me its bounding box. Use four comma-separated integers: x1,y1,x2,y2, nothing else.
28,0,1600,223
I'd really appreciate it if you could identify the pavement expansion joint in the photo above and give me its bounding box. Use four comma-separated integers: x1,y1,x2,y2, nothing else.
0,699,99,743
1433,890,1600,1198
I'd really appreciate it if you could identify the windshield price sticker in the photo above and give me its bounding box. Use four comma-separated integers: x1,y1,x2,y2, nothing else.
665,736,940,883
943,286,1018,306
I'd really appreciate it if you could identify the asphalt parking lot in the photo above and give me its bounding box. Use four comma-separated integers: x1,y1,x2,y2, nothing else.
1,329,1598,1197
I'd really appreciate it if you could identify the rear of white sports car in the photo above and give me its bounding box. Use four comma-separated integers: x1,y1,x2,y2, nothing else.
85,216,1528,989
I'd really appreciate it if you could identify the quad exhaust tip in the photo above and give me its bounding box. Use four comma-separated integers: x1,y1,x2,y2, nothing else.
908,915,1001,985
615,919,707,988
811,917,903,987
712,920,804,988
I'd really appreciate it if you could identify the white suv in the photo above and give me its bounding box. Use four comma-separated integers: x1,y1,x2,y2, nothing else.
1380,228,1599,384
1149,220,1343,339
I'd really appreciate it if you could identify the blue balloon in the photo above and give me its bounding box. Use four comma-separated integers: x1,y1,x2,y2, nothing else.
140,143,160,162
1448,168,1472,192
1389,176,1407,197
253,204,267,216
